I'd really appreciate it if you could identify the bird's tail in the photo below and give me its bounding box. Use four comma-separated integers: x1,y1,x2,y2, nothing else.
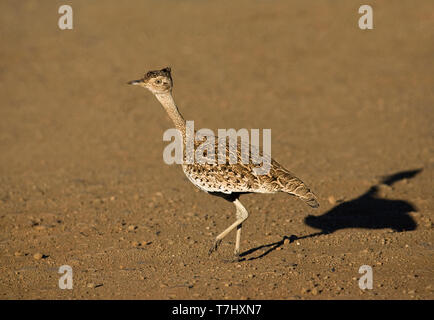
282,177,319,208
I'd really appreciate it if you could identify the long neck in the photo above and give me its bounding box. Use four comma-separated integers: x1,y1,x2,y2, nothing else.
154,92,186,135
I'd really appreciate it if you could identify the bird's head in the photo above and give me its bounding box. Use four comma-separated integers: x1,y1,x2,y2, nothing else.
128,67,173,94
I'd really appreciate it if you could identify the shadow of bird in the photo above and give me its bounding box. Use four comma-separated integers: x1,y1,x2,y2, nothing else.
304,168,421,234
239,168,421,261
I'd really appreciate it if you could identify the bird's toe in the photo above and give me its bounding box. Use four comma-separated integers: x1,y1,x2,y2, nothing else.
208,239,222,256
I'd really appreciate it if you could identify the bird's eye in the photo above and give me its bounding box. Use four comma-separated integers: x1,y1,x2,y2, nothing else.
155,79,162,84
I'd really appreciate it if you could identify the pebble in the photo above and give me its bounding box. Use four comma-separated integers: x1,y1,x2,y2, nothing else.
128,225,137,231
33,253,44,260
14,251,24,257
328,196,336,205
311,288,319,295
87,283,95,288
283,238,290,245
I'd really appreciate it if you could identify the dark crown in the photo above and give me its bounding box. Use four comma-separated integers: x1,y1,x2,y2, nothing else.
144,67,172,81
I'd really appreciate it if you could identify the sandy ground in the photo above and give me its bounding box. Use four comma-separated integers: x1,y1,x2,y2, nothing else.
0,0,433,300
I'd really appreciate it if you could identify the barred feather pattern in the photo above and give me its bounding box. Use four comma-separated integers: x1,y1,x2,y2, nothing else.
182,136,319,208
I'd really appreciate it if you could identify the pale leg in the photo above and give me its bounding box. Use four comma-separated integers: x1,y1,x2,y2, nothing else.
234,223,242,257
209,199,249,256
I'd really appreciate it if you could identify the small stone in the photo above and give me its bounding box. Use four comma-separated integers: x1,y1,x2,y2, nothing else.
128,225,137,231
14,251,23,257
311,288,319,295
301,287,309,294
409,211,420,217
87,283,95,288
33,253,43,260
131,241,140,247
283,238,290,245
328,196,336,205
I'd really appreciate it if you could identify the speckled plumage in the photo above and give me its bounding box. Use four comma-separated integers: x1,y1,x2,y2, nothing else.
129,67,319,257
182,138,319,208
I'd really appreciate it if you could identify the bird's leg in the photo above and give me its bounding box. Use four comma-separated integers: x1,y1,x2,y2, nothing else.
209,199,249,256
234,223,242,257
234,199,248,257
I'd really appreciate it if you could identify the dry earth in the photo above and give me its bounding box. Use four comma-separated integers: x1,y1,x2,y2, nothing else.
0,0,433,299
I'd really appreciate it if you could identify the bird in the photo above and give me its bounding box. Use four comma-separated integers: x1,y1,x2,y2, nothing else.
128,67,319,258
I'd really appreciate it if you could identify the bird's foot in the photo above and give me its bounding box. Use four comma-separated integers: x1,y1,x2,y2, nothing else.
208,239,222,256
222,254,244,263
232,251,244,262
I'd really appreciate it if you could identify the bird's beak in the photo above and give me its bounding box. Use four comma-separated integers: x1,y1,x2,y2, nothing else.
127,79,144,86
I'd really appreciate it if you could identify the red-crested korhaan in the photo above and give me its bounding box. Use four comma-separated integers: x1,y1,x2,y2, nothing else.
129,67,319,258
